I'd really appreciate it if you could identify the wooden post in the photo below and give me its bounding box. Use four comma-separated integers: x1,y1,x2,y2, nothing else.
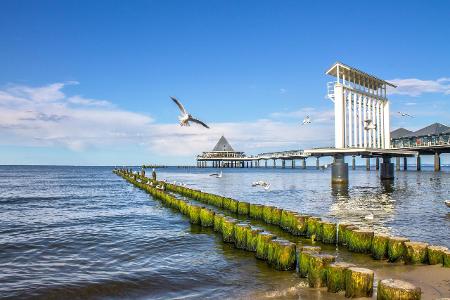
434,152,441,171
316,157,320,170
302,158,306,169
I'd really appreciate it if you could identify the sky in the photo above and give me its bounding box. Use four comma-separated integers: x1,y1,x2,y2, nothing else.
0,0,449,165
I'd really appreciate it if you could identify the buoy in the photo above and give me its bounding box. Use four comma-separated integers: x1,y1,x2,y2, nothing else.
377,279,421,300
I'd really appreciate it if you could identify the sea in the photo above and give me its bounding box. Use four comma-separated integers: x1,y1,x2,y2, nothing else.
0,165,449,299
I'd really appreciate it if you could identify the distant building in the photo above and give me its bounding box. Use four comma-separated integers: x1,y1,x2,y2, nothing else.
391,123,450,148
197,136,254,168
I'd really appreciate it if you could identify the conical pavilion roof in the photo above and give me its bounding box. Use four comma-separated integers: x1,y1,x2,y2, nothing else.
212,136,235,152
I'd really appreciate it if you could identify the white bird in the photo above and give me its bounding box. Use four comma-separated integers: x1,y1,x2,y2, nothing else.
170,96,210,128
301,115,311,125
320,164,329,171
397,111,414,118
263,183,271,190
364,119,376,130
364,213,374,220
209,171,223,178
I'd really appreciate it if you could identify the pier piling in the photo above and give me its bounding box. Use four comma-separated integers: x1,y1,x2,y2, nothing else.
331,155,348,185
434,152,441,171
366,158,370,170
416,155,421,171
380,156,394,180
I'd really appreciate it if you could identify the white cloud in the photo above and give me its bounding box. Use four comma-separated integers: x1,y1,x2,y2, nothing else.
388,77,450,96
0,82,335,158
67,95,112,107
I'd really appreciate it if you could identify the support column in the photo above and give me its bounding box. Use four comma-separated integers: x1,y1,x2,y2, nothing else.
380,156,394,180
403,157,408,170
396,157,400,171
434,152,441,171
376,157,380,170
292,159,295,168
273,159,276,168
416,155,421,171
334,84,345,148
302,158,306,169
366,158,370,170
352,156,356,170
282,160,285,169
316,157,320,170
331,155,348,185
251,161,253,168
265,160,268,168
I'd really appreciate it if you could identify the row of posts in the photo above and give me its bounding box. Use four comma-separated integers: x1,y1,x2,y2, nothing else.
197,152,442,172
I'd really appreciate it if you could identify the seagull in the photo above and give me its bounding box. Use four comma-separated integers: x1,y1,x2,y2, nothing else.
364,213,374,220
364,119,376,130
170,96,210,128
209,171,223,178
320,164,329,171
397,111,414,118
301,116,311,125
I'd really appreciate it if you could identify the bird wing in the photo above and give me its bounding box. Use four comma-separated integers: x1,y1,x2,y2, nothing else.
189,117,210,128
170,96,187,115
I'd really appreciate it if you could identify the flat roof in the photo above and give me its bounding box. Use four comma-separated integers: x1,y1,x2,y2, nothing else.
326,62,397,89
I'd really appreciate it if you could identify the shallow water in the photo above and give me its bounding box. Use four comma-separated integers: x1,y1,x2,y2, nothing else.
0,165,449,299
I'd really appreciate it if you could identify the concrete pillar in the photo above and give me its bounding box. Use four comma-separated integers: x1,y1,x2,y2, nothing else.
434,152,441,171
282,160,285,168
265,160,268,168
352,156,356,170
403,157,408,170
246,161,248,168
331,155,348,185
316,157,320,170
380,156,394,180
376,157,380,170
416,155,421,171
396,157,400,171
251,161,253,168
366,158,370,170
302,158,306,169
273,159,276,168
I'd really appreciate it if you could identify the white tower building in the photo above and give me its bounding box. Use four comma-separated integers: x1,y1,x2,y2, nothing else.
326,62,396,150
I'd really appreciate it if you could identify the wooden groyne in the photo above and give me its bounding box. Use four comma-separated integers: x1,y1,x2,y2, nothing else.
114,169,450,299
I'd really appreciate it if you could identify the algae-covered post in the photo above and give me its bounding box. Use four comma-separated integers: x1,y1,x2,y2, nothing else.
377,279,421,300
255,232,277,260
326,262,355,293
308,253,335,288
404,241,429,264
388,237,410,262
344,267,374,298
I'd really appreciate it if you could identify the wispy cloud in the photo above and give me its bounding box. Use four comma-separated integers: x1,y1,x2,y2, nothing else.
279,88,287,94
388,77,450,96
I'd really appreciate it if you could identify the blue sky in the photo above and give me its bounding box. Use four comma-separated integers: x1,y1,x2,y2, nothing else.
0,0,449,165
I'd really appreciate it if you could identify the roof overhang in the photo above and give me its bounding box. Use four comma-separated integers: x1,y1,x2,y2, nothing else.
326,62,397,89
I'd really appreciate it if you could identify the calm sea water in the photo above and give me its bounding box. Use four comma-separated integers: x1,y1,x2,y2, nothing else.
0,165,449,299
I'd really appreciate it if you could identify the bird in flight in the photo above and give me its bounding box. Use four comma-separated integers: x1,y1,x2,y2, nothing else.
170,96,210,129
301,116,311,125
397,111,414,118
364,119,376,130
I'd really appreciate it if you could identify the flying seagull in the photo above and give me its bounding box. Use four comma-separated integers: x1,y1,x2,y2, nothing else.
397,111,414,118
170,96,210,129
364,119,376,130
301,116,311,125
